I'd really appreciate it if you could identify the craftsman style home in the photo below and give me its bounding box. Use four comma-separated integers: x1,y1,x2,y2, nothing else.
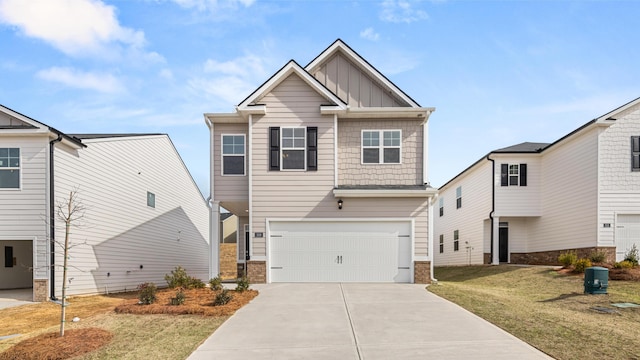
434,97,640,266
0,105,209,301
206,39,437,283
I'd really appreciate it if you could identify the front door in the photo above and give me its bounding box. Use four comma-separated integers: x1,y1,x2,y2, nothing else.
499,227,509,263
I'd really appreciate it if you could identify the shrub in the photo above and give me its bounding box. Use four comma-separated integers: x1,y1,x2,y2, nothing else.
589,250,607,263
624,244,639,266
558,251,577,268
209,276,223,291
165,266,205,289
614,260,634,269
235,276,250,292
573,258,592,273
137,282,157,305
213,289,233,306
170,288,186,306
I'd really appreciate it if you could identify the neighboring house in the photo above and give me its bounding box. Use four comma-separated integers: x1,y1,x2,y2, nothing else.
219,212,238,279
0,105,209,301
220,212,237,244
205,39,437,284
434,97,640,266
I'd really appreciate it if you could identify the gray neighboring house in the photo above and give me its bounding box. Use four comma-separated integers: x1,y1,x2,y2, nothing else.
0,105,209,301
206,39,437,284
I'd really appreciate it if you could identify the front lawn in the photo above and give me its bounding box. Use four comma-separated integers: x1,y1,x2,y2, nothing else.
429,265,640,360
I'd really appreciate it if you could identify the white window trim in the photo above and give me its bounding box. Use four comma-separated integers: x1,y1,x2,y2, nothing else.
456,186,462,209
0,147,21,191
280,127,307,171
360,129,402,165
508,164,520,186
220,134,246,176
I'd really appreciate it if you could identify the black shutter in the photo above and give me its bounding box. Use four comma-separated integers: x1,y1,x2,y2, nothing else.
519,164,527,186
500,164,508,186
632,136,640,171
269,127,280,171
307,127,318,171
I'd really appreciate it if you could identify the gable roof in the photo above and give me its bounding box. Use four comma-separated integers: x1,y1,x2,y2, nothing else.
236,60,347,114
305,39,421,108
0,104,85,148
492,142,550,153
71,133,165,140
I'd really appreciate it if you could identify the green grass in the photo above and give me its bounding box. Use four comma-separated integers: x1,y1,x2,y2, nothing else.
429,266,640,360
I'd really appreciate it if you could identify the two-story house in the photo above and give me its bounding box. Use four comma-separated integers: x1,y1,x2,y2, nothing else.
0,105,209,301
434,97,640,266
206,39,437,284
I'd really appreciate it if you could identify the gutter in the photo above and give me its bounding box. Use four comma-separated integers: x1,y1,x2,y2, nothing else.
49,134,62,300
487,154,495,265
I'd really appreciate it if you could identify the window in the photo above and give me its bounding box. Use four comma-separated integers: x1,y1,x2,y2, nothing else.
4,246,13,268
361,130,401,164
439,197,444,217
453,230,459,252
222,135,245,175
269,127,317,171
439,234,444,254
632,136,640,171
456,186,462,209
147,192,155,208
500,163,527,186
0,148,20,189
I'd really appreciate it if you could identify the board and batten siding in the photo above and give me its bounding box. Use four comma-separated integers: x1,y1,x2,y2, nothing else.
493,155,542,217
250,74,430,259
528,128,599,252
434,160,492,266
213,123,248,202
0,135,49,281
310,52,405,108
596,104,640,248
338,119,423,186
52,135,209,296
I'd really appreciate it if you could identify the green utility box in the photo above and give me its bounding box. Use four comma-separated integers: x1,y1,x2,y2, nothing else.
584,266,609,294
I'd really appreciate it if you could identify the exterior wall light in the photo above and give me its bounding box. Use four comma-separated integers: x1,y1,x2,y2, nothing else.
338,199,343,210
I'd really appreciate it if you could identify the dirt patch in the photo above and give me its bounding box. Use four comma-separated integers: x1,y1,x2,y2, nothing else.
0,328,112,360
114,288,258,316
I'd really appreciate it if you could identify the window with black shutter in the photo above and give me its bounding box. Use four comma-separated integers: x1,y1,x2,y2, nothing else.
269,126,318,171
632,136,640,171
307,127,317,171
501,163,527,186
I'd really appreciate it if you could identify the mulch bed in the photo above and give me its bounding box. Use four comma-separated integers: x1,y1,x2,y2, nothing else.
556,264,640,281
114,287,259,316
0,328,112,360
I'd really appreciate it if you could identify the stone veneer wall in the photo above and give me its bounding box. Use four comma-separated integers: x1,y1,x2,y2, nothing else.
510,247,616,265
219,243,237,280
414,261,431,284
33,279,48,302
246,261,266,284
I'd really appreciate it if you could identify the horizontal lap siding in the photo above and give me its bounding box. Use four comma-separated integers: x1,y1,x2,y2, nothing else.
53,136,209,296
213,123,249,202
494,155,542,216
434,161,492,265
530,129,599,251
597,105,640,246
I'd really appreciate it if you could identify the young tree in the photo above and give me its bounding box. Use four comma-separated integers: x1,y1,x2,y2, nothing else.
56,190,86,337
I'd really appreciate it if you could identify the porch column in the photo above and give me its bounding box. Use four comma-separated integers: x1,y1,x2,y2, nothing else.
210,201,220,279
492,216,500,265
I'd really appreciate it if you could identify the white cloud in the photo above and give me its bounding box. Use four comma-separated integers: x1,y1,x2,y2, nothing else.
360,27,380,41
0,0,148,58
169,0,255,11
159,68,174,80
36,66,125,93
380,0,428,23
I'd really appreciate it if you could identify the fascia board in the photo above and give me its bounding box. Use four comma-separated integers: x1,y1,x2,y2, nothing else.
595,96,640,123
333,188,438,198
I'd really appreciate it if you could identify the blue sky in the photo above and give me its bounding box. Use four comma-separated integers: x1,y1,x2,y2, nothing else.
1,0,639,194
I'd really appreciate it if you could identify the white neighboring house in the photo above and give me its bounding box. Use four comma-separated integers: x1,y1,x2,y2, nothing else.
0,105,209,301
434,97,640,266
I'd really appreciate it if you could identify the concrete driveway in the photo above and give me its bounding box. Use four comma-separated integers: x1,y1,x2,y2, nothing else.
0,288,33,309
188,283,551,360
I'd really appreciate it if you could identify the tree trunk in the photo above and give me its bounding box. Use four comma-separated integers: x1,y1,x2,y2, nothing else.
59,193,72,337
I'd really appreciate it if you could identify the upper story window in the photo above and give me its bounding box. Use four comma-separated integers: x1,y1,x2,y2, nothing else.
500,163,527,187
222,134,246,176
0,148,20,189
439,197,444,217
269,127,317,171
632,136,640,171
361,130,401,164
456,186,462,209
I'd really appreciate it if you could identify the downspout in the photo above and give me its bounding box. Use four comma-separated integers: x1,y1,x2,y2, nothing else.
49,134,62,300
487,154,495,265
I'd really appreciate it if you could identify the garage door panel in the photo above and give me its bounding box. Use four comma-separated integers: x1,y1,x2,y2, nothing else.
269,221,411,283
616,215,640,261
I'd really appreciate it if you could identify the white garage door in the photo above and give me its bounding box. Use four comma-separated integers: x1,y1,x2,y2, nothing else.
269,221,412,283
616,214,640,261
